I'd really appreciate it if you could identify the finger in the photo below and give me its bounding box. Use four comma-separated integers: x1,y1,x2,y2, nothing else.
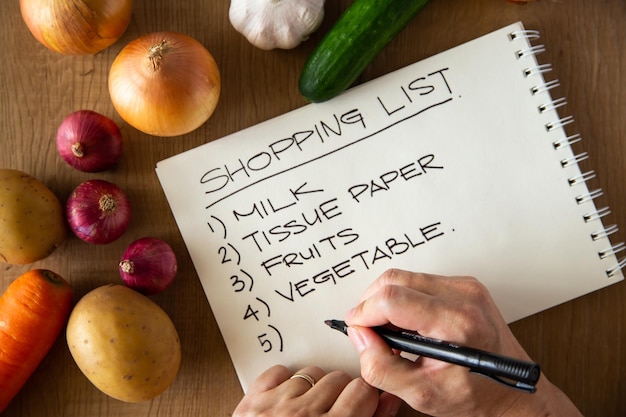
349,325,439,398
346,283,442,332
371,392,403,417
359,269,445,301
282,366,325,397
246,364,292,395
360,269,481,303
327,378,379,417
303,370,353,411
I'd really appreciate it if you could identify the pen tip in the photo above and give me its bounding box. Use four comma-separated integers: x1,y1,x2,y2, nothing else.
324,319,349,335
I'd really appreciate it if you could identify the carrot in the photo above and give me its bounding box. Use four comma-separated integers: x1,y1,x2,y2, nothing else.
0,269,72,412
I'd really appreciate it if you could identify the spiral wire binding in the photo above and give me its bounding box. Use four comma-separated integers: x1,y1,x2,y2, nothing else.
516,44,547,59
546,115,575,131
509,29,541,41
511,28,625,277
524,63,553,78
584,207,611,223
591,224,618,241
561,152,588,168
531,79,560,95
539,97,567,113
568,170,595,186
554,133,581,150
576,189,603,205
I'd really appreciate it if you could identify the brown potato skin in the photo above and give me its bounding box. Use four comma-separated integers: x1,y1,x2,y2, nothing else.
0,169,66,264
66,285,182,402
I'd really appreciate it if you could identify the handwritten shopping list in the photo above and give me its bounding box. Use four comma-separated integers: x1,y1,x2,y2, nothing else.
156,23,623,391
200,68,453,357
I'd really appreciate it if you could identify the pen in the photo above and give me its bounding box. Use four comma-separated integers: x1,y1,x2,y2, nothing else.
324,319,541,393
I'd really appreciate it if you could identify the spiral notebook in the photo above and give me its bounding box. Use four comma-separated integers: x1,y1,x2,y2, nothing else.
156,22,625,391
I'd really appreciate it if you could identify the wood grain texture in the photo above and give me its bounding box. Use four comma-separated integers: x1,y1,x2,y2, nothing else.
2,0,625,416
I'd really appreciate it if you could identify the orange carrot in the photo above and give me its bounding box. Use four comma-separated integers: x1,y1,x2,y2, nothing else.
0,269,72,412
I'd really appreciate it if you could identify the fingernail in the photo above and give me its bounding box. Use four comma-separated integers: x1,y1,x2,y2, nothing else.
347,326,367,353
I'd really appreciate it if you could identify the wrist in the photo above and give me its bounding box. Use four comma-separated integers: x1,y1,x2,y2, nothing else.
498,374,583,417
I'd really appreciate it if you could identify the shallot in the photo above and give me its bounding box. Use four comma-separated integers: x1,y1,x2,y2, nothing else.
56,110,122,172
119,237,177,295
66,180,131,244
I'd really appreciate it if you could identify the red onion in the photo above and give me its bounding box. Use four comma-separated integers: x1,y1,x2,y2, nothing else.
66,179,131,244
119,237,177,295
56,110,123,172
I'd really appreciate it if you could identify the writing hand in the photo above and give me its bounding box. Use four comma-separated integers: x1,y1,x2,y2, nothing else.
232,364,401,417
345,269,584,417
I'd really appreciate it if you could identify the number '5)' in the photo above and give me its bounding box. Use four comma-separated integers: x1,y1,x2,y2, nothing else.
258,325,283,353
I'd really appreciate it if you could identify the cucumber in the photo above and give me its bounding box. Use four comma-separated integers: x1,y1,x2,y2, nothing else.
299,0,431,103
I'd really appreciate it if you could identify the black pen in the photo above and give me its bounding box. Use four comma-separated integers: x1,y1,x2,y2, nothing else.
324,319,540,393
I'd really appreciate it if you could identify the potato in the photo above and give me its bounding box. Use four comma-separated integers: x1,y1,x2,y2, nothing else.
0,169,66,264
66,285,181,402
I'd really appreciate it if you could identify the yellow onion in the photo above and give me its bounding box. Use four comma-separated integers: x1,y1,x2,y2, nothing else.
20,0,133,55
108,32,221,137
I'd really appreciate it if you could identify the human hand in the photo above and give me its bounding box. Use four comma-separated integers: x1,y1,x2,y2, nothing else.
232,364,401,417
344,269,583,417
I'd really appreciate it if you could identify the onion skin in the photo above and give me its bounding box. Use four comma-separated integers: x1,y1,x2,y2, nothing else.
108,32,221,137
66,180,131,244
119,237,177,295
56,110,123,172
20,0,133,55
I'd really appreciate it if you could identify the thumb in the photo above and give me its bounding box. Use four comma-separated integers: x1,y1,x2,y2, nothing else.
348,325,423,397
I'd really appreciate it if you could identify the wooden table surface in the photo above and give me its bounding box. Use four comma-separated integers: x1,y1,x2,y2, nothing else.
2,1,626,416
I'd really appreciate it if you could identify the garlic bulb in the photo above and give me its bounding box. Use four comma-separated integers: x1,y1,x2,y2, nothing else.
229,0,325,50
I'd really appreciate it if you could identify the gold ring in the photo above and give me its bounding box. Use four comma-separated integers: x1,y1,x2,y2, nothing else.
290,372,316,388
